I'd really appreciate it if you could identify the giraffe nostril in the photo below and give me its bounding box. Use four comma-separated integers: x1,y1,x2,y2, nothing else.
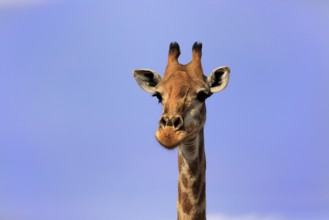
173,118,180,128
173,116,183,130
159,116,167,128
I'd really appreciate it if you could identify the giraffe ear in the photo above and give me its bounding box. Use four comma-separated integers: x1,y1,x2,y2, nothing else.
207,66,230,93
133,69,162,94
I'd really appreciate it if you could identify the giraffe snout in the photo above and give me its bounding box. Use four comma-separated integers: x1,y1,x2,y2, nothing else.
159,115,184,131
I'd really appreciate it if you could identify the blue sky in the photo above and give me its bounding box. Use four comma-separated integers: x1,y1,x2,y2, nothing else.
0,0,328,220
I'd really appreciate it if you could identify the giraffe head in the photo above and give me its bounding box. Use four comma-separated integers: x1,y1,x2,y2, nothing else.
133,42,230,149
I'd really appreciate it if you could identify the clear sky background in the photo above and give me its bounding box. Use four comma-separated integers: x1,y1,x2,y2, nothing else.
0,0,328,220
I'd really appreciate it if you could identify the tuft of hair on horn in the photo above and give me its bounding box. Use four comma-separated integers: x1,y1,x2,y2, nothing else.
192,41,202,52
192,41,202,60
169,41,181,59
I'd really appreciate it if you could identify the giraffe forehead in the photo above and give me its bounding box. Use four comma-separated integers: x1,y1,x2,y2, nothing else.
160,72,201,96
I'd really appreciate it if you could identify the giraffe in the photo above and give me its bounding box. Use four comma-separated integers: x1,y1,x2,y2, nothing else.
133,42,230,220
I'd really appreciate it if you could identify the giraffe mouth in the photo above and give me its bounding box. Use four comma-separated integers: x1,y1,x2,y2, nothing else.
155,127,187,149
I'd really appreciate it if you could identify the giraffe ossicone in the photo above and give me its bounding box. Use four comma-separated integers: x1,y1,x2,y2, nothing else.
133,42,230,220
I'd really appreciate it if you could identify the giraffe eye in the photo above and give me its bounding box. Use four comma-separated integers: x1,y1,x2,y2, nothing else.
152,93,162,103
196,91,210,102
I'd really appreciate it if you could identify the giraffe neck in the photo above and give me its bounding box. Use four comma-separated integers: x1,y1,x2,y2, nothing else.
177,129,206,220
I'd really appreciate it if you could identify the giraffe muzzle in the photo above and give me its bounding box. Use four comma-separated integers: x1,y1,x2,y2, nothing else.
156,115,187,149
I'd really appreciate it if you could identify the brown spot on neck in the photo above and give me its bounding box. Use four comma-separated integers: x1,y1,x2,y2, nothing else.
181,192,192,214
192,210,206,220
192,173,203,200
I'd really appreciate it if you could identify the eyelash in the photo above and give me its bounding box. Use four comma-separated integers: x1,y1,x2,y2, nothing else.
196,91,210,102
152,93,162,103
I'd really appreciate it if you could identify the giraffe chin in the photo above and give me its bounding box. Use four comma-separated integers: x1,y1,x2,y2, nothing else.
155,127,187,149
